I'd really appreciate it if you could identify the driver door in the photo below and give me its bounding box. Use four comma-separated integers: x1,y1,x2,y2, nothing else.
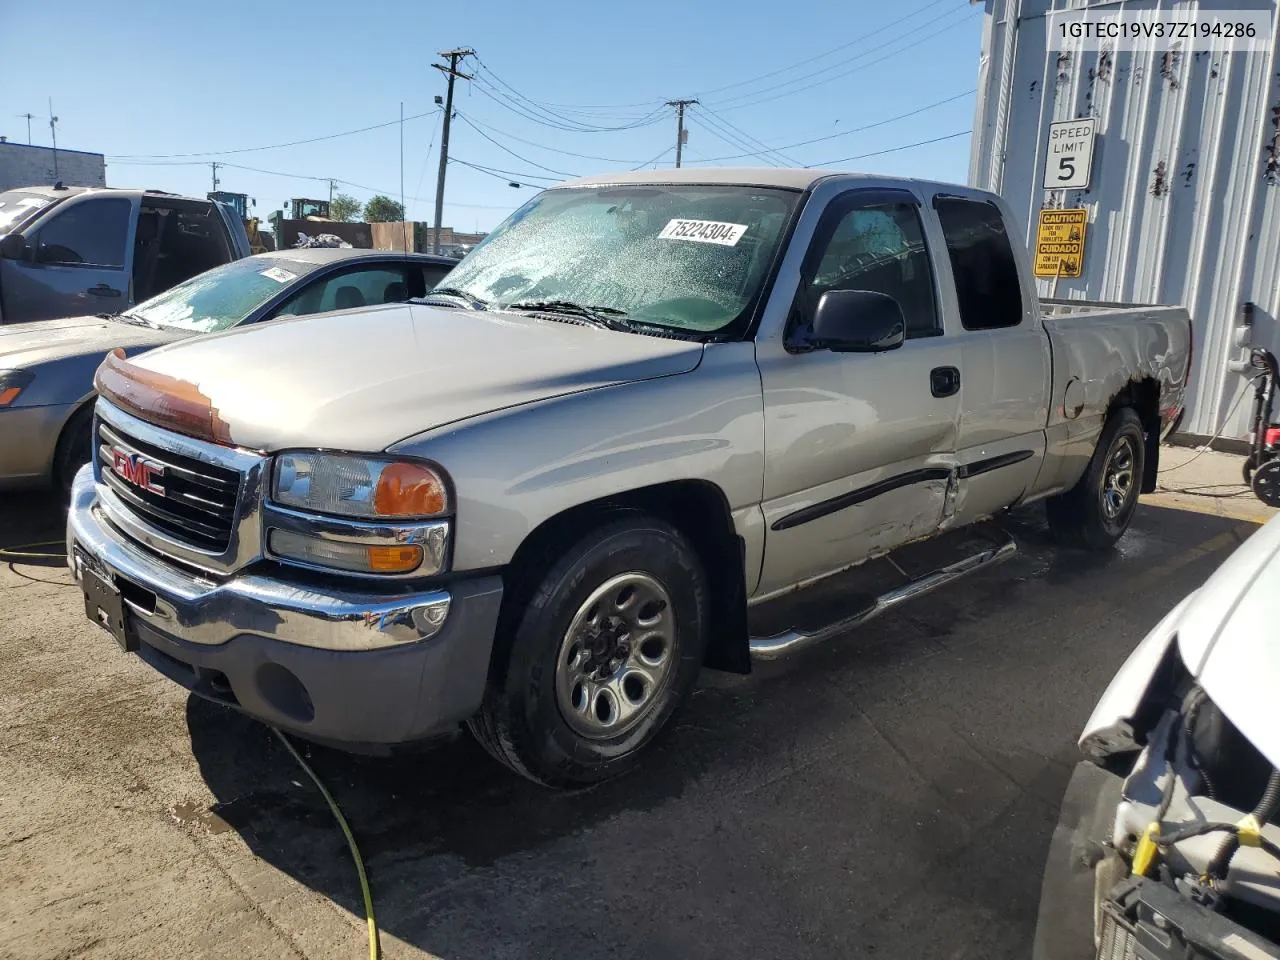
754,188,962,599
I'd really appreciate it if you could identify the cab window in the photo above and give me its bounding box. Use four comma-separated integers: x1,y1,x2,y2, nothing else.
275,266,413,318
800,199,940,339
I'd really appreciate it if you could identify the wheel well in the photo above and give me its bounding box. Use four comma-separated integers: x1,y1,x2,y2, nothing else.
491,481,751,687
52,400,95,474
1107,378,1161,493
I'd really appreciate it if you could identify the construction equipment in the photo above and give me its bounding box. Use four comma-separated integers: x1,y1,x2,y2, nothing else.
208,191,273,254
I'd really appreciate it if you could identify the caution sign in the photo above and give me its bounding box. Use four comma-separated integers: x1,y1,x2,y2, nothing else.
1034,208,1088,278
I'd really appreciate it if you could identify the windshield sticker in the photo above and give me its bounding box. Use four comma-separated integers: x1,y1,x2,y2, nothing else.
260,266,297,284
658,219,748,247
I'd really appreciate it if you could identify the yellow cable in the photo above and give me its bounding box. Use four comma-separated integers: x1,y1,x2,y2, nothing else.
272,728,381,960
0,540,67,560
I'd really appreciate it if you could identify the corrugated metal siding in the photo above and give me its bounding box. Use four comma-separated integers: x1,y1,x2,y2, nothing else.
970,0,1280,440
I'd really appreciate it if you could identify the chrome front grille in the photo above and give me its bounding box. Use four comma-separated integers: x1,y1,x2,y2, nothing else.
96,417,242,553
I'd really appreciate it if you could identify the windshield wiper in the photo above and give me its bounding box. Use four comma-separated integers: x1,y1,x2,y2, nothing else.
504,300,633,332
419,287,489,310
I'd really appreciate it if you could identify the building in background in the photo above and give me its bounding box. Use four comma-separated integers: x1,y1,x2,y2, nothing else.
970,0,1280,443
371,222,486,257
0,141,106,192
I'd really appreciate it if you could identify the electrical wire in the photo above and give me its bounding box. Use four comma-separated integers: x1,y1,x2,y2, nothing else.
691,0,954,100
449,156,558,185
689,116,780,167
109,112,437,160
1158,374,1260,474
469,79,667,134
805,129,972,167
452,112,580,178
272,729,380,960
448,111,656,164
689,90,977,164
692,104,800,166
471,58,667,120
706,8,980,113
630,145,673,171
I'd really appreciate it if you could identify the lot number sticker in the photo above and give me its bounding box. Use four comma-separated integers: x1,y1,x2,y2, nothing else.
260,267,297,283
1033,208,1088,278
658,219,748,246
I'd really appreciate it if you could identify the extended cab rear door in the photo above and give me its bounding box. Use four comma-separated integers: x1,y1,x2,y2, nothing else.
210,199,251,261
929,194,1051,526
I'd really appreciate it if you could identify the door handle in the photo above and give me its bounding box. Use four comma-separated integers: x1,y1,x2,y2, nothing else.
87,283,120,298
930,366,961,398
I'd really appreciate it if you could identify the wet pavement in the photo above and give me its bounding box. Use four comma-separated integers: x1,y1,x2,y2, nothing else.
0,489,1262,960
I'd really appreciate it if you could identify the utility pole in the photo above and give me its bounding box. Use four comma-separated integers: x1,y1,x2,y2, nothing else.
17,113,34,144
210,161,221,193
667,99,698,169
328,179,336,205
431,47,474,254
48,99,59,180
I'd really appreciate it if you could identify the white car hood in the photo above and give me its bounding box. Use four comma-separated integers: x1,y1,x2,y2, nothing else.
1171,514,1280,769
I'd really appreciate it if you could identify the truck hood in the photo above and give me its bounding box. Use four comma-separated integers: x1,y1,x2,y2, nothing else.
0,314,183,370
1172,515,1280,769
125,302,704,451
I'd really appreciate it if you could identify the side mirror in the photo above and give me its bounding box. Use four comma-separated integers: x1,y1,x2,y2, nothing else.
0,233,29,260
810,289,905,353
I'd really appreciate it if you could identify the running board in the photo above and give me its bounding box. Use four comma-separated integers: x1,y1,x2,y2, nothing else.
748,531,1018,661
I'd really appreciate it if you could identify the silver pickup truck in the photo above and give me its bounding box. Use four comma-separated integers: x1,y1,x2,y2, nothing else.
66,169,1192,786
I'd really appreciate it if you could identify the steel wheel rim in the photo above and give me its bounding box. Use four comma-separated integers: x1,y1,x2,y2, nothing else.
554,572,677,740
1101,435,1137,520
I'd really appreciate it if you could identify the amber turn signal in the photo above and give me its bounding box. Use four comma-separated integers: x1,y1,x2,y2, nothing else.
365,544,426,573
373,462,448,517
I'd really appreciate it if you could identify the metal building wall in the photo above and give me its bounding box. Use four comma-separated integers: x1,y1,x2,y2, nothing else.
970,0,1280,441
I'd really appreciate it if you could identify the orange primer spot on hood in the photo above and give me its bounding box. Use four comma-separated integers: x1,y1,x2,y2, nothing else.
94,348,234,445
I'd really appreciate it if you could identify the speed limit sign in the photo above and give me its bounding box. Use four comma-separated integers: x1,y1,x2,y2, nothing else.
1044,118,1097,190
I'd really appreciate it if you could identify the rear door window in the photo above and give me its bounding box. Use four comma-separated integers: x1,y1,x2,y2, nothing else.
933,198,1024,331
35,198,132,268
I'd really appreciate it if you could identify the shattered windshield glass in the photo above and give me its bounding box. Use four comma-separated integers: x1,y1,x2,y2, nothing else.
435,184,799,335
132,256,316,333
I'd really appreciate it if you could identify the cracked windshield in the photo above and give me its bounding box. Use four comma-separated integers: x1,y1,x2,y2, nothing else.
438,185,797,332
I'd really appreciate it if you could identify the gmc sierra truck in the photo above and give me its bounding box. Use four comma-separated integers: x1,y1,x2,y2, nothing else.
66,169,1192,786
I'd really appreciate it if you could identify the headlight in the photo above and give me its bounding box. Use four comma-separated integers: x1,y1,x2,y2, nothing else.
272,453,450,519
0,369,34,407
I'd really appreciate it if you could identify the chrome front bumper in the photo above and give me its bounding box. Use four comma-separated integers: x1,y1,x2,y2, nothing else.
66,464,504,746
68,464,452,652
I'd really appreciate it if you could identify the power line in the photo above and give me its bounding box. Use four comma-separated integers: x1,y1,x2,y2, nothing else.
691,0,953,101
472,57,666,121
689,116,779,167
630,145,674,171
694,104,801,166
707,8,979,113
449,156,561,183
109,111,438,160
449,111,656,164
469,77,667,133
689,90,977,163
452,111,580,177
805,129,972,168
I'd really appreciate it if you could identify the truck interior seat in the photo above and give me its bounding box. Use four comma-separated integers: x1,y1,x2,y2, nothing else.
334,286,366,310
132,211,162,303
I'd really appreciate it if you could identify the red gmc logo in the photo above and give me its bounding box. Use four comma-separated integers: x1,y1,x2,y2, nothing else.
111,448,166,496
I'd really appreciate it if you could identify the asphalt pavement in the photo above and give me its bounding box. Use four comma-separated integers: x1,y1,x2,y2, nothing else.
0,484,1265,960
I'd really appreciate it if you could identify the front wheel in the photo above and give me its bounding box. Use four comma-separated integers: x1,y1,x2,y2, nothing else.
1046,407,1146,551
467,514,709,787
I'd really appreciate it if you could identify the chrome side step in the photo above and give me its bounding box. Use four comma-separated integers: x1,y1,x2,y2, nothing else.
747,530,1018,661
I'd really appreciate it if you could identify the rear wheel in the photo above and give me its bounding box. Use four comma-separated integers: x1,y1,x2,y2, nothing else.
53,406,95,497
1046,407,1145,551
467,514,709,787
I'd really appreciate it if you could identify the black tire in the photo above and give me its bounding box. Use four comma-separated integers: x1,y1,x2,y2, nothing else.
467,514,709,787
1046,407,1145,551
1243,455,1257,487
53,405,95,497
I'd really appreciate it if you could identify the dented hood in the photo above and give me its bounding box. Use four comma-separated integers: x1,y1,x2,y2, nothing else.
120,302,703,451
1172,514,1280,770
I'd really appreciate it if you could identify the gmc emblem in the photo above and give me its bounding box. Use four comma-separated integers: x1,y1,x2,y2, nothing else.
110,448,166,496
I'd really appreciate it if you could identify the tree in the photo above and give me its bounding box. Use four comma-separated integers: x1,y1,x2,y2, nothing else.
363,195,405,223
329,193,361,222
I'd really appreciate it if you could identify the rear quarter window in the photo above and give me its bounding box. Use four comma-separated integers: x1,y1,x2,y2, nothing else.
933,198,1024,331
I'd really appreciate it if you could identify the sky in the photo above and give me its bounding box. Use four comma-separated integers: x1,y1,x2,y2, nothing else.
1,0,986,234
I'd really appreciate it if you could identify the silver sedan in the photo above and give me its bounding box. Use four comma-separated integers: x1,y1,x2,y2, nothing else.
0,247,457,491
